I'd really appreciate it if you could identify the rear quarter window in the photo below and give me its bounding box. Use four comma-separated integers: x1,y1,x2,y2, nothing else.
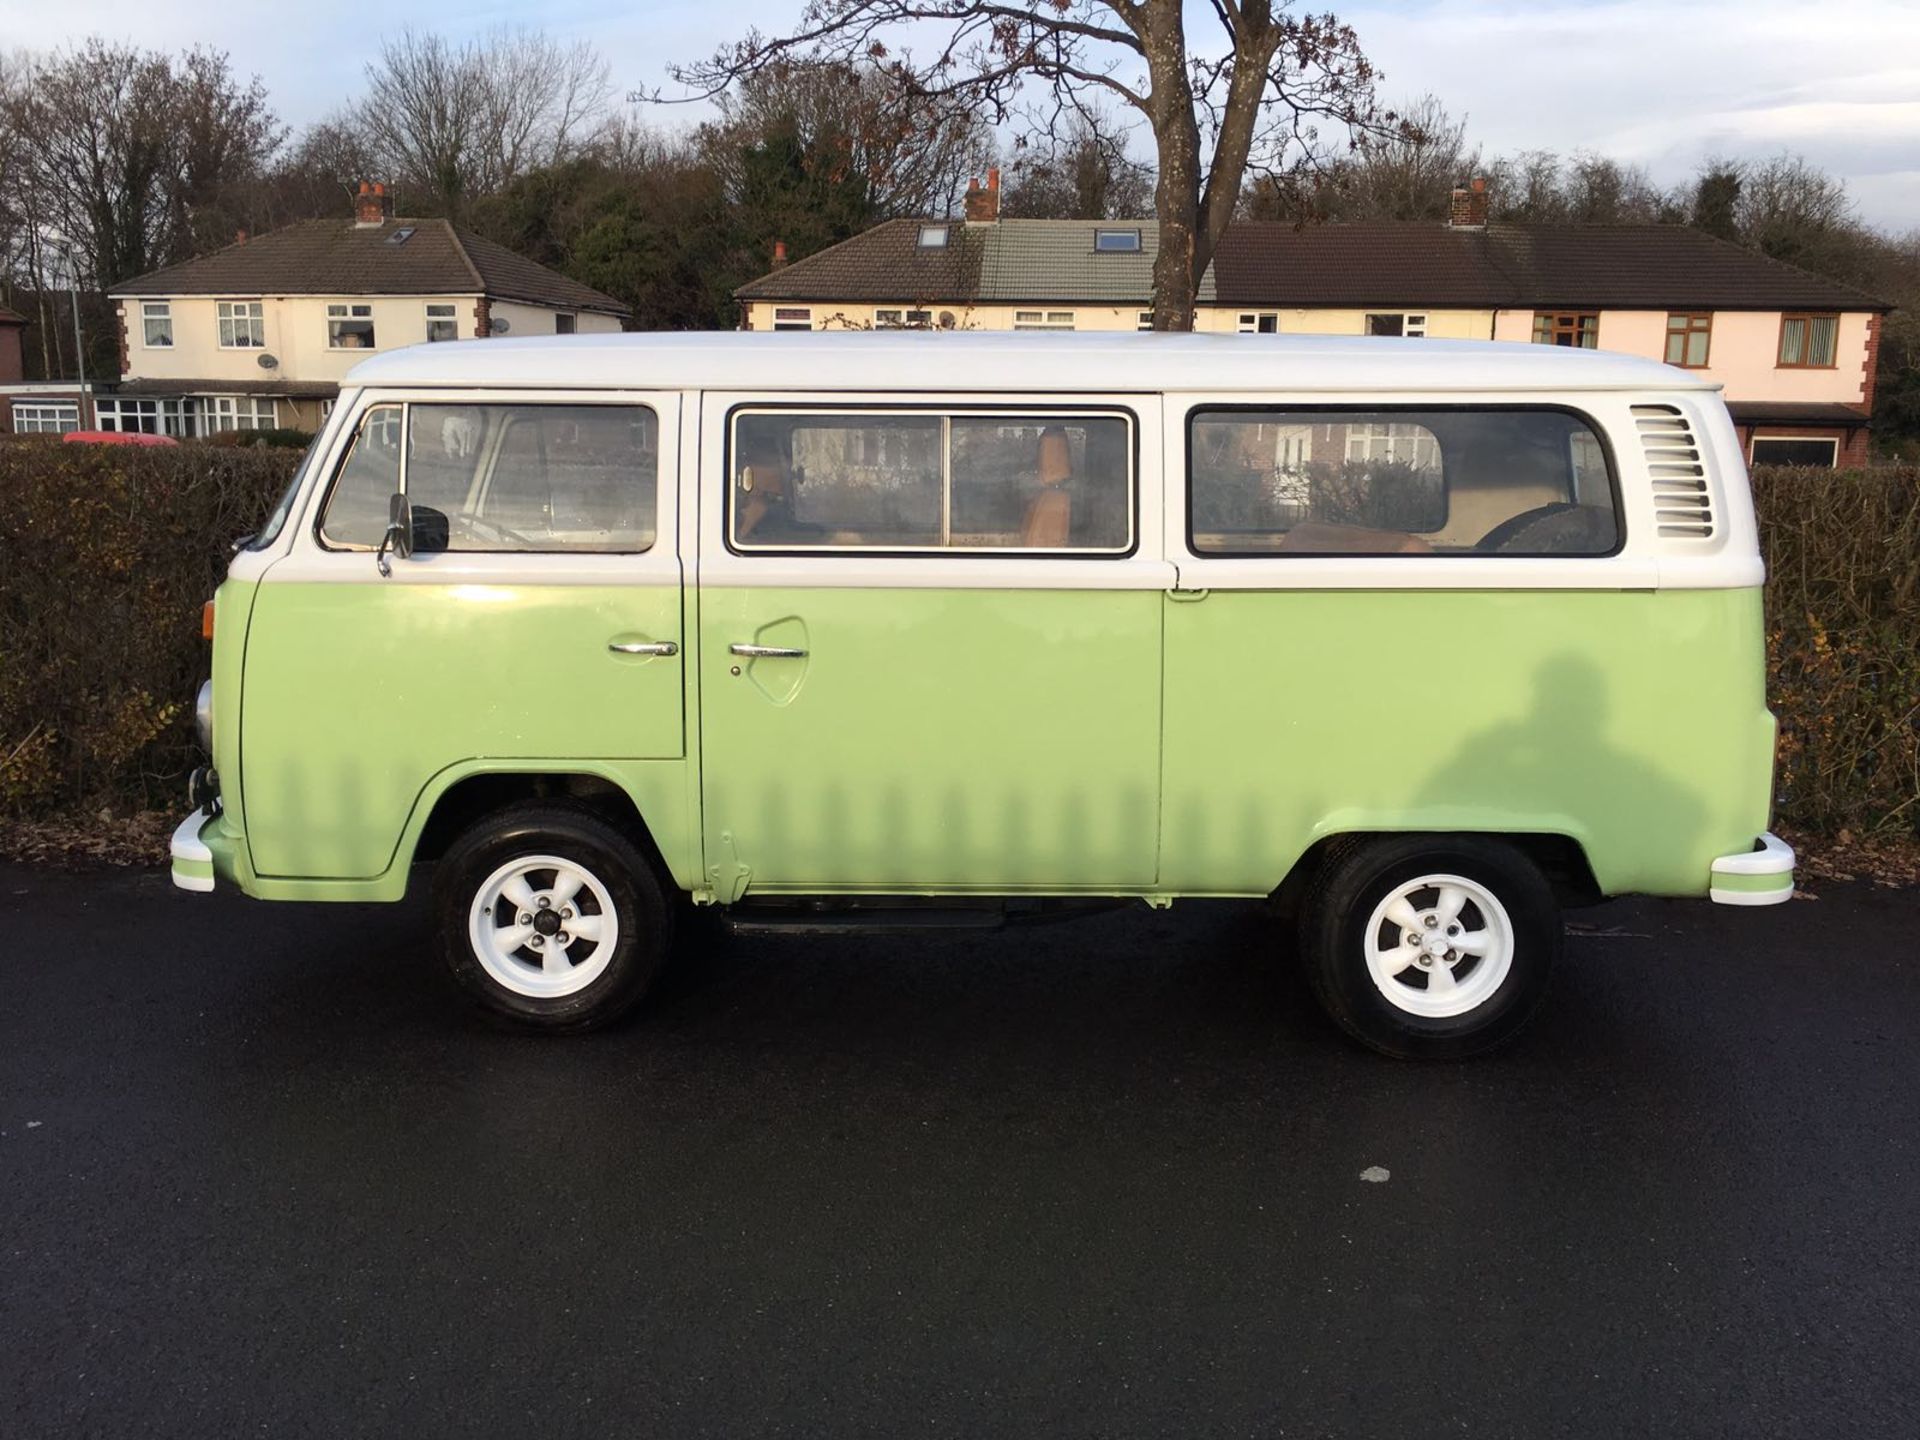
1188,406,1620,557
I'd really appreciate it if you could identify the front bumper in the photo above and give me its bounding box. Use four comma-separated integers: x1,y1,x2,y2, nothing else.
170,809,217,893
1709,831,1796,906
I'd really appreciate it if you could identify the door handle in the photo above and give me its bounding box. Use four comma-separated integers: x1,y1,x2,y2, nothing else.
608,640,678,656
729,643,807,659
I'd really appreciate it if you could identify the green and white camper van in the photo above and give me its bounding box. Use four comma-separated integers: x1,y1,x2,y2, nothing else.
171,333,1792,1057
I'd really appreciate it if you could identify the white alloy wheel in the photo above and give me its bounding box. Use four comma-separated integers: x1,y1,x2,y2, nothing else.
1362,872,1516,1019
466,854,621,999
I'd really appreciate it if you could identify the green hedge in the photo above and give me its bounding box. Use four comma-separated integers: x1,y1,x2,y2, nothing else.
0,438,299,813
1,441,1915,840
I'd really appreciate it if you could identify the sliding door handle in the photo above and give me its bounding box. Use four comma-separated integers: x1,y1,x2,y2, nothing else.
729,643,807,659
608,640,678,656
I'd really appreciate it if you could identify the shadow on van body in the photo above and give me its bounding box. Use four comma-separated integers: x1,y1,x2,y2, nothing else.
1412,653,1707,890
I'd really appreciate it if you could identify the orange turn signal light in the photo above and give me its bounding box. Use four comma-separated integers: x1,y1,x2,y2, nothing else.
201,600,215,641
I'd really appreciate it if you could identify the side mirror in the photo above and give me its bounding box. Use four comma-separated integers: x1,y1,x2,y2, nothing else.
376,491,412,577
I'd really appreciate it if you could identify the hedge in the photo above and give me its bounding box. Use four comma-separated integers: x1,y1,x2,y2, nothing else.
2,440,1915,840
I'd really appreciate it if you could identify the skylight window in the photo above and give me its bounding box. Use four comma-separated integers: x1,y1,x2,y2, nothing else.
917,224,950,249
387,227,416,245
1094,229,1142,253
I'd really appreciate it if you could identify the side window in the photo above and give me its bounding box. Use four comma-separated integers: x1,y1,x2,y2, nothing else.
319,404,404,548
1189,407,1619,557
408,403,657,552
729,410,1132,553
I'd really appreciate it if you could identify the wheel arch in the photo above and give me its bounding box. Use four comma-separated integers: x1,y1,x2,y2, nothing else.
1273,829,1603,922
400,763,690,893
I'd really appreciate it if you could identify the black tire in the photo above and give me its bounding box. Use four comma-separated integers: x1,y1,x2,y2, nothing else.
432,804,673,1032
1298,835,1560,1060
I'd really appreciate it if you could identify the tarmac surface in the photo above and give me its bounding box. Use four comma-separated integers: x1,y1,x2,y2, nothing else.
2,862,1916,1437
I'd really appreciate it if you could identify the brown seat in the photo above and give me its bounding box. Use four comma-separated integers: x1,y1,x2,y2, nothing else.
1020,428,1073,548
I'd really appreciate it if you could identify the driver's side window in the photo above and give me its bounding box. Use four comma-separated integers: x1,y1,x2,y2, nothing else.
319,401,658,553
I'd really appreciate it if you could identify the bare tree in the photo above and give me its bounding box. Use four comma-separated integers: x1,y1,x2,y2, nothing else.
667,1,1395,328
1001,111,1154,219
696,61,995,222
357,27,614,214
1265,92,1475,221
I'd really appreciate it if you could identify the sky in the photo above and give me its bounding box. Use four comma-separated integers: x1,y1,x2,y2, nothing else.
4,0,1913,230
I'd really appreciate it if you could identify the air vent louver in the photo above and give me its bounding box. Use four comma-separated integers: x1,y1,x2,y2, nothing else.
1631,404,1715,539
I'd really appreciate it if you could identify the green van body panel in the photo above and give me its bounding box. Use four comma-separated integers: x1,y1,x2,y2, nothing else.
1159,586,1773,897
696,586,1162,894
238,580,686,882
210,579,1771,904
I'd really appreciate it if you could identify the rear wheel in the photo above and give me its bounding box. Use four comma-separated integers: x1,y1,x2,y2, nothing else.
433,805,672,1031
1299,836,1560,1060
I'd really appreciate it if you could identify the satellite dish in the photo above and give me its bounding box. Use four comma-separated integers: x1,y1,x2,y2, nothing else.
257,353,279,369
938,311,957,330
488,317,511,335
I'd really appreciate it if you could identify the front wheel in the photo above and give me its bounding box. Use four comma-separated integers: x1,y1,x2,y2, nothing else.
1299,836,1560,1060
433,805,672,1031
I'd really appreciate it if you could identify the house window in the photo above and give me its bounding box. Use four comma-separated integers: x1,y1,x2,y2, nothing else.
1094,229,1142,252
1750,436,1840,467
11,402,80,434
555,313,577,335
1665,313,1713,367
874,309,934,329
98,397,198,436
1013,310,1074,331
141,302,173,348
1533,312,1598,348
1137,311,1155,331
1778,313,1839,368
917,225,950,249
217,301,265,348
772,307,812,332
1237,313,1279,334
205,396,278,432
426,304,460,343
1366,313,1427,338
327,303,376,350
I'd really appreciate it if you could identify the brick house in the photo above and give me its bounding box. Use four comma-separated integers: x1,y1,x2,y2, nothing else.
0,303,95,433
99,184,628,437
737,174,1889,467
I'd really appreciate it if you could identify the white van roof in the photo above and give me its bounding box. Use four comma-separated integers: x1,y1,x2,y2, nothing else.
344,330,1718,395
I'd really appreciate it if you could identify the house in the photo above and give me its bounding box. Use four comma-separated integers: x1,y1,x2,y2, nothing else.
736,173,1889,467
99,183,627,437
0,303,95,434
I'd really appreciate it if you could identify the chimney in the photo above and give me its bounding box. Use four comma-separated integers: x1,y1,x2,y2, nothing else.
1449,175,1489,229
354,181,389,227
964,166,1002,224
771,239,788,269
234,229,249,246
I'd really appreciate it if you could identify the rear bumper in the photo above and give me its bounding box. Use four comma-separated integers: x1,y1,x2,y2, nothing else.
170,810,217,892
1709,831,1795,906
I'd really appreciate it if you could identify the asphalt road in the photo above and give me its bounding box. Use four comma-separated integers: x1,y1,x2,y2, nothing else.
2,862,1916,1439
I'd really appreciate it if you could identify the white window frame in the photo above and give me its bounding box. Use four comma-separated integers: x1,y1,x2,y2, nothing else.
425,303,460,343
917,225,950,249
1093,229,1142,253
1749,435,1839,468
141,301,173,348
217,300,266,349
205,396,279,432
1137,311,1155,331
1343,420,1442,471
11,401,80,434
1364,313,1428,339
1237,313,1279,335
327,303,376,351
771,307,812,332
1013,310,1074,331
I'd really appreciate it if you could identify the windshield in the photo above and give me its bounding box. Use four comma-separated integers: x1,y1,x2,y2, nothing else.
245,428,324,551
